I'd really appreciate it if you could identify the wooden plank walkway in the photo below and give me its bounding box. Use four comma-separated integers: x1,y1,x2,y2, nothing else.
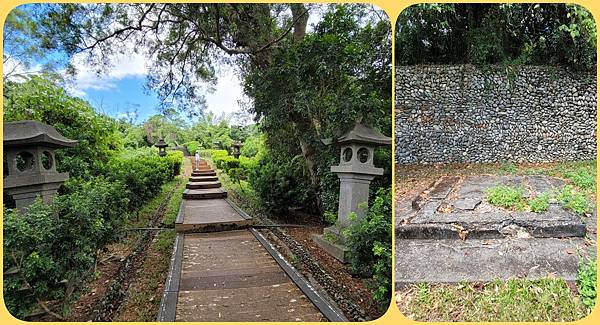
159,158,343,322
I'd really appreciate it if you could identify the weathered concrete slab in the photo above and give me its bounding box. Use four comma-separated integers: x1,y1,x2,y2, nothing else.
395,237,583,286
176,231,324,322
429,176,460,199
175,199,251,232
397,175,586,240
453,198,481,210
186,181,221,189
399,206,586,240
182,188,227,200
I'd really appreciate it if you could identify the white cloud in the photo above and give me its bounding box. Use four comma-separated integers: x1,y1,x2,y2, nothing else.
2,56,43,81
65,49,148,97
205,66,245,117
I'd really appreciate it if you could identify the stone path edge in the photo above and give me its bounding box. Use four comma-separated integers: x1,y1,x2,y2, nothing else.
157,232,184,322
224,198,253,221
249,228,349,322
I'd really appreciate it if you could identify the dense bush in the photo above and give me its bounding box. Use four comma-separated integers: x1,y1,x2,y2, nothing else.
249,154,316,214
3,150,182,319
3,177,129,319
344,188,392,309
106,150,182,210
184,141,200,156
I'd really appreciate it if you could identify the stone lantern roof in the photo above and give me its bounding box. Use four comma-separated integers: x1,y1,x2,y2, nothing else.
3,120,77,148
321,123,391,146
155,138,168,148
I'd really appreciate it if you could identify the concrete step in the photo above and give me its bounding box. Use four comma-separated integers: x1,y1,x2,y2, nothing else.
186,181,221,189
189,176,218,182
395,237,584,287
175,199,252,233
191,170,216,177
396,205,587,240
182,188,227,200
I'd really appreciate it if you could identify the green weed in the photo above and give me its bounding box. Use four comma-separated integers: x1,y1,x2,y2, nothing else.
577,258,597,313
486,185,527,211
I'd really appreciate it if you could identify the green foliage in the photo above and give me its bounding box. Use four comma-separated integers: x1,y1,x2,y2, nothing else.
529,193,550,213
486,185,527,211
562,164,596,193
106,150,182,211
557,185,590,215
3,177,129,319
396,3,597,70
577,258,597,312
248,154,316,214
184,140,200,155
498,161,518,175
3,76,123,178
344,188,392,309
2,142,181,319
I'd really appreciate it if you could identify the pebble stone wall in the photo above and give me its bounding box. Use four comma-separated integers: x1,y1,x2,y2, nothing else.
395,65,597,164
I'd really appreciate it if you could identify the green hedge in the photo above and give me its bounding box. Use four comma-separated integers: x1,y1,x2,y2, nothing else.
344,187,392,310
3,150,183,319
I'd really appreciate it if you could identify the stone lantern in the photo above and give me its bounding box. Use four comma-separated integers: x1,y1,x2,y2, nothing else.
155,138,168,156
232,140,243,159
313,123,391,262
3,120,77,210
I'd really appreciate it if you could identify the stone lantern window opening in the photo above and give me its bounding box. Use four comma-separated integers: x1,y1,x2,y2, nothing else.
42,151,54,170
15,151,35,172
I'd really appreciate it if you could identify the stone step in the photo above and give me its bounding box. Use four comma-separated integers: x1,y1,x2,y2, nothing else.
175,199,251,233
182,188,227,200
396,205,587,240
395,237,583,287
186,181,221,189
191,170,216,177
189,176,218,182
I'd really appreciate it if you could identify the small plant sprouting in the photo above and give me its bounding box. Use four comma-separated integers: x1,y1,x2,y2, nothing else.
557,185,590,216
577,258,597,313
529,193,550,213
485,185,527,211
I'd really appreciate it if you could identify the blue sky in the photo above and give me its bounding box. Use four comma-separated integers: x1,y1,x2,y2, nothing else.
61,50,247,124
4,4,326,125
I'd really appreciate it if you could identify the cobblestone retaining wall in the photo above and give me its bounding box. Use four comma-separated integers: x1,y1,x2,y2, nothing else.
395,65,597,164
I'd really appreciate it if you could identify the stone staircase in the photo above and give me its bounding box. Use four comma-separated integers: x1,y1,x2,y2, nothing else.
159,158,331,322
175,158,251,233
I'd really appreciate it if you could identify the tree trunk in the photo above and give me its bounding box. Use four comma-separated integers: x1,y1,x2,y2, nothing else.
290,4,309,42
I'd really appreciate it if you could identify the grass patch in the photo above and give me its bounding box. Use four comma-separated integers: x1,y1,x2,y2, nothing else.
486,184,589,215
127,178,180,229
115,230,176,321
162,179,186,227
528,192,550,213
557,185,590,216
486,185,527,211
400,279,587,321
577,258,597,313
498,161,518,175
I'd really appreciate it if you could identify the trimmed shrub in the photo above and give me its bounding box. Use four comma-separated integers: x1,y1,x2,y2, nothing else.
344,187,392,310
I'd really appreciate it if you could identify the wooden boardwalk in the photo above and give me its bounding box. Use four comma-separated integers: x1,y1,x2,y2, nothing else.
158,158,345,322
